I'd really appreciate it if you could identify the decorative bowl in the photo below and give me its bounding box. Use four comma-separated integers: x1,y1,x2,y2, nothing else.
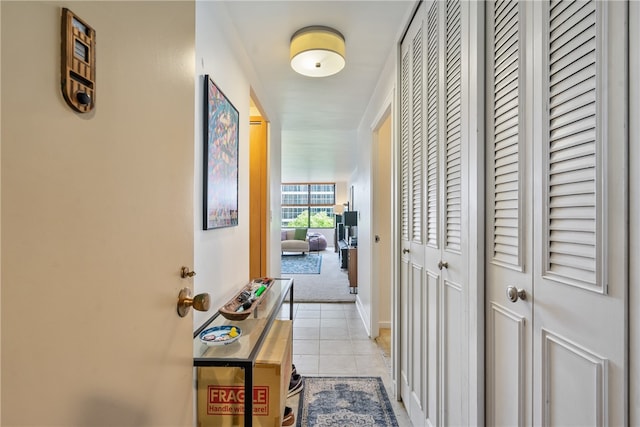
198,325,242,346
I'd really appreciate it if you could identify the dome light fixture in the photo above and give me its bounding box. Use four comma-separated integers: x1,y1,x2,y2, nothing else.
290,26,346,77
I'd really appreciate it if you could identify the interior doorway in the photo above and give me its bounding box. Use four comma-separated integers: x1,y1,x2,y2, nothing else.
372,108,393,342
249,97,268,279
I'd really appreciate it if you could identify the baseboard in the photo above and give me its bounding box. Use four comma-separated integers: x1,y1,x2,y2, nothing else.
378,321,391,329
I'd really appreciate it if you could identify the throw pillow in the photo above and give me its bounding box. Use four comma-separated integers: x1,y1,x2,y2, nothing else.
294,228,307,240
281,230,288,241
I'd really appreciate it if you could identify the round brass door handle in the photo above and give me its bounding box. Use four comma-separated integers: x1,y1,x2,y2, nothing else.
177,288,210,317
402,249,410,254
438,260,448,270
506,286,526,302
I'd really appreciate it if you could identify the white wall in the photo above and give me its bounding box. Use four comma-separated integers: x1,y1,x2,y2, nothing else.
352,46,399,335
193,2,282,327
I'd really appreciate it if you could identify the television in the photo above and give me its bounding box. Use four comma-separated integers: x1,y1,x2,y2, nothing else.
344,211,358,226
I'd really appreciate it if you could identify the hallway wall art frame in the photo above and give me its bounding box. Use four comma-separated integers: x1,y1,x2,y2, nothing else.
202,74,239,230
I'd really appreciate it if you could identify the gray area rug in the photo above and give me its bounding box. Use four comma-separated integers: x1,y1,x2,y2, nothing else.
284,249,355,302
281,253,322,274
296,376,398,427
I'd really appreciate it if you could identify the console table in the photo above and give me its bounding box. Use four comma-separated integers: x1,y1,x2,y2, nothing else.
337,240,358,294
193,278,294,427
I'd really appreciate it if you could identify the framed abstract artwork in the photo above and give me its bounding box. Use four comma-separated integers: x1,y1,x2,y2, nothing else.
203,75,239,230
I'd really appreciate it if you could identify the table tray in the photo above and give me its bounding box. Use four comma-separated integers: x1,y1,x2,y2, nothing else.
218,278,273,320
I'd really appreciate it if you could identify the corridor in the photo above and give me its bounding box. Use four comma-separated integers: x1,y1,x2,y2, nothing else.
281,302,411,426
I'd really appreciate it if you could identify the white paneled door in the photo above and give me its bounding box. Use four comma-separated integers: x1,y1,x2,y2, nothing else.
400,4,429,424
399,1,469,425
485,2,532,424
485,1,628,425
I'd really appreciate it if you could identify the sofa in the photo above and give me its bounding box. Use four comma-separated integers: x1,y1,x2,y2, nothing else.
281,229,310,254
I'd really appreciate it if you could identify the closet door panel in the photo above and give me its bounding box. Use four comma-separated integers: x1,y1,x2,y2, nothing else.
485,2,532,426
399,5,430,425
533,1,627,425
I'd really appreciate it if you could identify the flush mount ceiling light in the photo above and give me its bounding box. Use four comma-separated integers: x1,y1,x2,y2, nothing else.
290,26,346,77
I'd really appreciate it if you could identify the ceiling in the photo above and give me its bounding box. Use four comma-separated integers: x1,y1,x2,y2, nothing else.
224,1,416,183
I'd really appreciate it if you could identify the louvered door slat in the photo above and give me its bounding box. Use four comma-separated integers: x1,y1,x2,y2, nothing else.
495,243,518,256
550,136,595,159
550,83,596,122
426,1,439,247
495,217,518,227
495,0,517,27
401,50,410,241
495,85,518,114
411,24,424,244
495,121,519,145
550,240,596,258
495,188,518,201
496,45,518,76
495,141,518,159
549,193,594,208
548,168,593,185
550,53,596,89
495,11,518,48
550,141,595,164
549,229,596,245
550,70,594,100
548,180,595,197
551,35,595,73
546,0,599,289
549,2,595,47
445,0,462,253
495,170,519,185
549,0,574,21
493,118,519,143
492,0,521,267
549,208,596,222
496,226,518,237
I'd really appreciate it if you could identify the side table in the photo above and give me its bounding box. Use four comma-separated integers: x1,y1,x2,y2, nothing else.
193,278,294,427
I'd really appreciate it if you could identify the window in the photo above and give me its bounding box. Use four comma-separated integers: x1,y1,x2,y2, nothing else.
281,183,336,228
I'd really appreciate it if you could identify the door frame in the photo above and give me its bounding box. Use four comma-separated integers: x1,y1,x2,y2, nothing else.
461,1,485,424
249,113,268,279
370,93,394,343
630,2,639,424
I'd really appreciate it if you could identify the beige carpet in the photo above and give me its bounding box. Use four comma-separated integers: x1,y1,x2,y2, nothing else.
283,248,356,302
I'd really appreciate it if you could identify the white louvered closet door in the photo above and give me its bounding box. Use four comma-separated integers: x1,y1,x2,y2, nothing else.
400,0,470,426
532,1,627,425
484,1,533,426
399,2,429,425
438,1,468,424
400,3,437,426
485,1,628,425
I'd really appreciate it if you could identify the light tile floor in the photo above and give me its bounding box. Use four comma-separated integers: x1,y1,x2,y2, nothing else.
280,302,412,426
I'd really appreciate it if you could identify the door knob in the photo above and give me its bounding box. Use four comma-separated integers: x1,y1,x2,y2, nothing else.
180,266,196,278
177,287,210,317
438,260,448,270
402,248,410,254
506,286,526,302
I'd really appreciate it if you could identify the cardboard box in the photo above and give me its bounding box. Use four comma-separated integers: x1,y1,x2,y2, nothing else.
197,320,293,427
